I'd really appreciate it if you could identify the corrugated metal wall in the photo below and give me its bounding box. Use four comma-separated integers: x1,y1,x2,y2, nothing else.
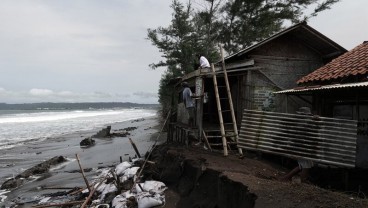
239,109,357,168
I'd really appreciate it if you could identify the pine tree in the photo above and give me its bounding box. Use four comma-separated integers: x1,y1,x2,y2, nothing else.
219,0,340,54
148,0,340,116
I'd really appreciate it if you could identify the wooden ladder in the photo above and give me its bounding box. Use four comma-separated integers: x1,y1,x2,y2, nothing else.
210,46,243,156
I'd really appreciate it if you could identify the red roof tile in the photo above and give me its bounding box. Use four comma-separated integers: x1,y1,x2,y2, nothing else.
298,42,368,84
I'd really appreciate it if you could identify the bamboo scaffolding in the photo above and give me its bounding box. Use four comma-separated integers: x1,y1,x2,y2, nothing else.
220,45,243,156
211,63,228,156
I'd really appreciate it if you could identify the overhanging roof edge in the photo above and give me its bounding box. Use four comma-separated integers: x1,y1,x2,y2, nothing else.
274,81,368,94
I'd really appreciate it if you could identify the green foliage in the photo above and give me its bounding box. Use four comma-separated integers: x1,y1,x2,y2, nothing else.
219,0,341,53
158,70,176,117
147,0,198,75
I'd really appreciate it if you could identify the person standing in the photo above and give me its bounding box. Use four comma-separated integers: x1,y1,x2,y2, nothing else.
182,82,196,127
197,54,210,68
279,107,317,182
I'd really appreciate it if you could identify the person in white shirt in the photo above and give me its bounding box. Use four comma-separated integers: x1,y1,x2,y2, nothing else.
197,54,210,68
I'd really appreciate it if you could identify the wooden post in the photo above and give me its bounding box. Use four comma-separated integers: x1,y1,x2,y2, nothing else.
196,76,204,142
220,46,243,156
129,138,141,158
75,154,91,193
246,70,252,109
202,130,212,152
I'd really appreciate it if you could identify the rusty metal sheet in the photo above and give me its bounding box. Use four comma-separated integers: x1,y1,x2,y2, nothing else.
239,109,357,168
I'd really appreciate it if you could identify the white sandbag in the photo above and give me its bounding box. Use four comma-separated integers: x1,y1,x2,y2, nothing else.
141,180,167,194
136,192,164,208
121,190,135,198
96,183,108,193
115,162,132,176
96,204,110,208
112,195,128,208
119,175,128,184
112,191,136,208
99,183,117,201
96,168,112,178
123,167,140,178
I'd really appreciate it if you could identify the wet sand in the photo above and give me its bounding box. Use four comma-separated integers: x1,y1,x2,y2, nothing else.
0,115,164,206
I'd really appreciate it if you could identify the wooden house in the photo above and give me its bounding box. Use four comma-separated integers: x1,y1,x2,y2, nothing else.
168,22,346,153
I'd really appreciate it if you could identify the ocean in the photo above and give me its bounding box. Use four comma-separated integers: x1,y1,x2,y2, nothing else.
0,108,157,150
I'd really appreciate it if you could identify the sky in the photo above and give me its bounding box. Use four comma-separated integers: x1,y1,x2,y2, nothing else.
0,0,366,104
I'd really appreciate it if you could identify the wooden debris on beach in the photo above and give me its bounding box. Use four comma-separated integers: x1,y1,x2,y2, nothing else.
29,156,166,208
92,126,112,138
80,137,95,147
1,156,67,190
129,138,142,158
76,154,92,193
91,126,138,139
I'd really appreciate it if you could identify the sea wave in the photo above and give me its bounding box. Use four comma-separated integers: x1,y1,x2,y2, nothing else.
0,108,156,150
0,110,124,124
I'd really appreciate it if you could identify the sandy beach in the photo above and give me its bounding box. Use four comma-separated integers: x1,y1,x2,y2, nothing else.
2,114,367,208
0,115,165,207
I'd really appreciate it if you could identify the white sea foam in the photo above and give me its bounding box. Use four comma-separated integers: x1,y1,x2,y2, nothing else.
0,108,156,150
0,189,10,202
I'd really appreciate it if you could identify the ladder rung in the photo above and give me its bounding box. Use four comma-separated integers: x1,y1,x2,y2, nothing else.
206,135,222,138
217,85,226,88
223,123,234,125
219,98,229,100
210,143,224,146
209,142,237,146
204,130,221,132
221,110,231,112
207,134,237,138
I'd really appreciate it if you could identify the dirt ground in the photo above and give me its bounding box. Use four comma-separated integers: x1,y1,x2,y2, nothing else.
159,144,368,208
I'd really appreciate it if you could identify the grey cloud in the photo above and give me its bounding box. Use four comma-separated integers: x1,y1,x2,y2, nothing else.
133,92,158,99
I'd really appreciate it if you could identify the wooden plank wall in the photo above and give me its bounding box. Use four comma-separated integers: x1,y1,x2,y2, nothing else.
239,109,357,168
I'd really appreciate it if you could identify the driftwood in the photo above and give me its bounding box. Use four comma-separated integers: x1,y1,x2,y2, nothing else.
41,186,76,190
81,175,109,208
68,180,98,196
1,156,67,190
129,138,141,158
76,154,92,193
31,200,85,208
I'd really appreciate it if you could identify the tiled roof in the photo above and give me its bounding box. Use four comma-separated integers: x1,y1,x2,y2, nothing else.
298,42,368,84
